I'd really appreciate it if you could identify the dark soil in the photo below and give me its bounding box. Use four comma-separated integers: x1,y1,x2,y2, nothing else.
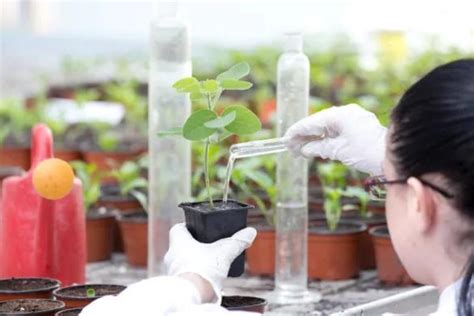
369,225,389,237
54,284,125,299
118,211,147,223
0,299,63,313
309,221,367,235
221,296,266,308
0,279,59,293
86,207,116,220
181,200,252,213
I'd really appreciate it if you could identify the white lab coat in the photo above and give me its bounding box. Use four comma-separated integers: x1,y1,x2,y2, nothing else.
81,276,462,316
80,276,259,316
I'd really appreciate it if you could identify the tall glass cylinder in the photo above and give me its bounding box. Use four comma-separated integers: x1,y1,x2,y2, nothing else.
272,32,317,303
148,2,191,276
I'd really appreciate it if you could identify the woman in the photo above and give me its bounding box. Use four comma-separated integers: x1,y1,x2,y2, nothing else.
82,59,473,315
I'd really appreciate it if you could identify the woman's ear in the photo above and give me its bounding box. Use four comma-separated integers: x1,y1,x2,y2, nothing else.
406,177,436,234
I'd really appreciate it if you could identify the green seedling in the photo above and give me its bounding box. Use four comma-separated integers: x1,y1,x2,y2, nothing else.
344,186,371,218
109,160,148,212
160,62,261,207
86,288,96,298
70,161,102,211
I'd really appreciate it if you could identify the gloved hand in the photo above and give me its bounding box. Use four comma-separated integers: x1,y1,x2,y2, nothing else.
285,104,387,175
164,223,257,303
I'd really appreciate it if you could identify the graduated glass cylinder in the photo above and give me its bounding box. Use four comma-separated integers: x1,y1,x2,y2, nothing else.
148,3,191,276
273,32,312,302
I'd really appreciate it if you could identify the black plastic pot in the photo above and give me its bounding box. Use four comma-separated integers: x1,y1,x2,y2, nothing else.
179,199,253,277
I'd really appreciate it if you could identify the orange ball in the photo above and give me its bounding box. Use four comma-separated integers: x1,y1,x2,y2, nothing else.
33,158,75,200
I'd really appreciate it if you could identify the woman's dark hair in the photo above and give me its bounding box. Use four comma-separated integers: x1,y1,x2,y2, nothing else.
390,59,474,316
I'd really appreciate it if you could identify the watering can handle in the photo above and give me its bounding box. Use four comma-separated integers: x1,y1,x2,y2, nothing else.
30,124,54,171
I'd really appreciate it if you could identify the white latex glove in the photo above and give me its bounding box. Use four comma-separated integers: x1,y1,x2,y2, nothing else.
164,223,257,303
285,104,387,176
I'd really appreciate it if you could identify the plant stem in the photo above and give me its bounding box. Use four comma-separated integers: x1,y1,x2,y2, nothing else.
204,138,213,207
205,93,214,208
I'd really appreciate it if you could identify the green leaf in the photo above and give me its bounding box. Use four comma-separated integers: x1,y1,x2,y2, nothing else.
201,80,219,94
86,288,96,298
173,77,199,93
130,190,148,212
204,111,236,128
182,109,218,141
157,127,183,137
190,92,205,100
220,79,253,90
223,105,261,135
217,62,250,81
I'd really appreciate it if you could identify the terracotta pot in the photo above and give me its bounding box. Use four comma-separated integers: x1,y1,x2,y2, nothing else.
0,278,61,301
86,210,115,262
246,228,275,277
54,149,82,162
96,185,143,252
308,221,366,280
345,213,387,270
83,150,144,183
53,284,126,309
222,296,267,313
55,308,82,316
0,299,65,316
118,211,148,266
0,147,30,170
370,226,415,285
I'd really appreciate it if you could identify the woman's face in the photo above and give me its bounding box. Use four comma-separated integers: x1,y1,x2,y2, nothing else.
384,131,427,283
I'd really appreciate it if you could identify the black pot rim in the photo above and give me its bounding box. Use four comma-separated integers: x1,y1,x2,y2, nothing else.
53,284,126,300
179,199,254,213
0,278,61,294
369,225,389,238
221,295,268,309
55,307,83,315
86,208,116,220
0,299,65,314
309,220,368,235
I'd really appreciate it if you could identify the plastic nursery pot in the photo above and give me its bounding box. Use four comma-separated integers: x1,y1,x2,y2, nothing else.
345,213,387,270
0,147,30,170
53,284,126,309
0,278,61,301
370,226,415,285
117,211,148,266
86,208,115,262
0,299,65,316
97,184,143,252
179,199,253,277
222,296,267,313
308,221,367,280
54,308,82,316
246,227,275,277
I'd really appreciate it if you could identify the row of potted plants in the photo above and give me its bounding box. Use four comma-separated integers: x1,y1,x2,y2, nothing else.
0,277,267,315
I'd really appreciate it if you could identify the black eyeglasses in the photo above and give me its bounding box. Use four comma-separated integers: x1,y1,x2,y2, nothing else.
364,175,454,201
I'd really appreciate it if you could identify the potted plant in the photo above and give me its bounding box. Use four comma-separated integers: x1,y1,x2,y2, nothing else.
162,62,261,277
370,226,415,285
71,161,115,262
110,161,148,266
344,186,386,270
0,278,61,301
0,299,65,316
0,98,35,170
308,162,367,280
53,284,126,309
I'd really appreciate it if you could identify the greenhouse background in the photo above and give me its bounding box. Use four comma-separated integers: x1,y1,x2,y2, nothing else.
1,0,474,315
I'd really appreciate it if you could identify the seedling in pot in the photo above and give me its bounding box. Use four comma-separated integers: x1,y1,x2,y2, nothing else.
86,288,96,298
70,161,102,212
109,160,148,212
159,62,261,277
160,62,261,207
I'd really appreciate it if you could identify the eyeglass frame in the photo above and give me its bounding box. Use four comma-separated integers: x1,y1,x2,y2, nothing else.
364,175,454,199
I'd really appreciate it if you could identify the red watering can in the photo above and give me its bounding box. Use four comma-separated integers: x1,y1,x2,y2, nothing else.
0,124,86,285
